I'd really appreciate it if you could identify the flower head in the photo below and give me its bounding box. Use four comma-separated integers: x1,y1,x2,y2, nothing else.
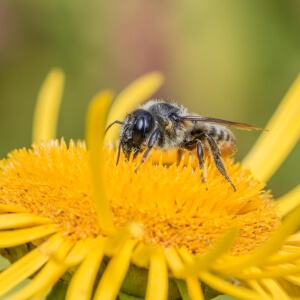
1,71,300,300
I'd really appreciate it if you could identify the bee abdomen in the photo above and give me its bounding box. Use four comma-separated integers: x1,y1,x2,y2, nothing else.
207,127,236,157
208,127,234,143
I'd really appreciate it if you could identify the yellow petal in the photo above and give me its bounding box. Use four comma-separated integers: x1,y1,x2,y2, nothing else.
199,271,261,300
5,239,74,300
265,251,300,266
0,204,28,213
32,69,65,143
243,74,300,182
277,185,300,217
145,249,168,300
285,274,300,286
281,245,300,252
105,222,143,257
66,237,106,300
94,239,137,300
165,247,185,278
0,233,63,298
278,278,300,296
215,203,300,274
285,233,300,245
238,263,300,280
105,72,164,142
174,228,237,279
186,277,204,300
132,243,155,268
85,90,115,234
259,277,291,300
0,213,53,230
246,279,272,299
0,224,59,247
185,228,237,276
63,238,94,266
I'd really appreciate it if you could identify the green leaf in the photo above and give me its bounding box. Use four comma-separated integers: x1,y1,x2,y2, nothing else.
46,280,68,300
174,279,191,300
118,292,144,300
0,254,10,271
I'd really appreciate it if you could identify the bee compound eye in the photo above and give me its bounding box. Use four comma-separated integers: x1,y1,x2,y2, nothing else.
169,113,180,122
132,117,145,145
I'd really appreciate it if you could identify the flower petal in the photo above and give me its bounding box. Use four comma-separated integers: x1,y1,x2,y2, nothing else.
259,278,291,300
0,224,59,247
199,271,261,300
66,237,106,300
63,238,94,266
243,74,300,182
32,69,65,143
285,274,300,286
277,185,300,217
0,213,53,230
186,277,204,300
265,251,300,266
85,90,115,234
278,279,300,296
5,239,74,300
246,279,272,299
132,243,155,268
285,233,300,246
186,228,237,275
0,204,28,213
0,233,63,298
215,203,300,274
250,264,300,279
105,72,164,142
174,228,237,278
94,239,137,300
165,247,185,278
145,249,168,300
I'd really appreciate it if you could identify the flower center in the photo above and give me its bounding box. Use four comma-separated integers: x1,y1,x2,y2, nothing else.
0,141,280,255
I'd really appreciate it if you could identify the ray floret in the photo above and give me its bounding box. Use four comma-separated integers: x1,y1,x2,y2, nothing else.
32,68,65,143
243,73,300,182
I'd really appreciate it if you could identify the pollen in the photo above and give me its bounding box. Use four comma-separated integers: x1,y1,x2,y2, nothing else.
0,140,280,255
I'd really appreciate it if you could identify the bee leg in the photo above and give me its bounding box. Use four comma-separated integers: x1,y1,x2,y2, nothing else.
177,149,184,165
135,128,161,173
133,149,140,160
196,140,207,190
204,133,236,191
116,141,122,165
180,140,207,188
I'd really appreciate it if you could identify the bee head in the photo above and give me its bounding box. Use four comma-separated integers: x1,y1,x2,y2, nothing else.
120,109,155,160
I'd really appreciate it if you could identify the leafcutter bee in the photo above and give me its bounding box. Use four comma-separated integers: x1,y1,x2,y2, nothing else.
106,100,262,191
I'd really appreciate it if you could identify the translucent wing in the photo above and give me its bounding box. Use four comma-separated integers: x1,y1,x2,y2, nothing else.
179,116,263,131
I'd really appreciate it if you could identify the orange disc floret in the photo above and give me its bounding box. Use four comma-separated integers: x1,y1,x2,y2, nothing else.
0,140,280,255
106,148,280,255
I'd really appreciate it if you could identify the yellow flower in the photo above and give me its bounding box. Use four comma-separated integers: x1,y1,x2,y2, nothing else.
0,70,300,300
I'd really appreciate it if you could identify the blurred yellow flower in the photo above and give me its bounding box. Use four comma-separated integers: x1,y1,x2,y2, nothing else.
0,70,300,300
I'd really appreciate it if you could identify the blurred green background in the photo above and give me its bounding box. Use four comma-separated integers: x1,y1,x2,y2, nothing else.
0,0,299,197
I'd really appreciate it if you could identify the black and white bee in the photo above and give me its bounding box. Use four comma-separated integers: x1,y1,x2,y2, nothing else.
105,100,261,191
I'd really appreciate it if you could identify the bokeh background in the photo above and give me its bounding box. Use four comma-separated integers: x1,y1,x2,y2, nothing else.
0,0,300,197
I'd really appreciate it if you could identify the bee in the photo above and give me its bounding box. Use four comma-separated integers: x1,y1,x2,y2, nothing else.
105,100,262,191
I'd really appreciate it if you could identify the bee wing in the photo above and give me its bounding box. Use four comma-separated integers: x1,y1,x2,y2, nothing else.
179,116,263,131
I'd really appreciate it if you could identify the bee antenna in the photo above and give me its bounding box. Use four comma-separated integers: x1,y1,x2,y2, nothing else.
104,120,124,135
115,124,132,165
